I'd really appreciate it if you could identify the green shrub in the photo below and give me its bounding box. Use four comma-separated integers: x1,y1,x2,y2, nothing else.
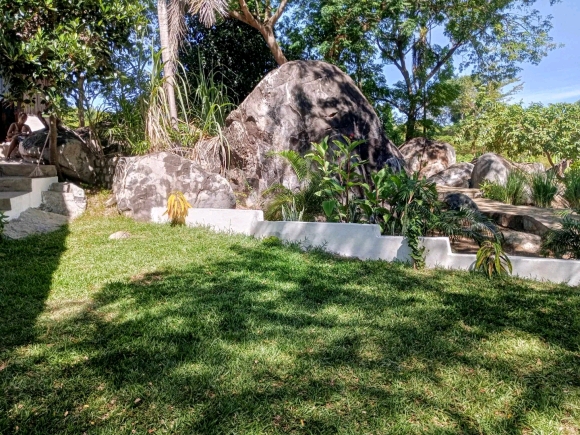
541,215,580,259
530,171,558,208
564,167,580,211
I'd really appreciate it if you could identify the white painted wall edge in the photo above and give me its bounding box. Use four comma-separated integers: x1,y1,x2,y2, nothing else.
152,208,580,286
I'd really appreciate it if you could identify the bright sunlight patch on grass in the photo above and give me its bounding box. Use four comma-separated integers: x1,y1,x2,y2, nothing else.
0,214,579,434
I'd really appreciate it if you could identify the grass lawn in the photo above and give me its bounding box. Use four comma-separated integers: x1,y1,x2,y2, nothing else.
0,210,579,434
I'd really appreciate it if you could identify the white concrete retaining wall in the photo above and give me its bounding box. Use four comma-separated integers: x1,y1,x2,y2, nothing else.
151,207,264,236
159,208,580,286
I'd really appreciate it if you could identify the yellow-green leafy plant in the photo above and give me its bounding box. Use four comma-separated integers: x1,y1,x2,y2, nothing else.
163,191,192,226
476,240,512,278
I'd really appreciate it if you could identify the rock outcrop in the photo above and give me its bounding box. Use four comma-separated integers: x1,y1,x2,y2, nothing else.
429,162,474,188
471,153,513,188
223,60,405,202
112,152,235,221
399,138,456,178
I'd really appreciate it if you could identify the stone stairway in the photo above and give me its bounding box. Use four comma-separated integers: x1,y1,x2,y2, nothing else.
0,160,58,221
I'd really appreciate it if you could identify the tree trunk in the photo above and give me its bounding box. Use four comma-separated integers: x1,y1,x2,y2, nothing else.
77,72,85,128
260,26,288,65
49,114,62,181
157,0,178,128
405,111,417,141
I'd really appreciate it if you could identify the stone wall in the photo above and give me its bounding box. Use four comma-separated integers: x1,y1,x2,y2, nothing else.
94,155,121,189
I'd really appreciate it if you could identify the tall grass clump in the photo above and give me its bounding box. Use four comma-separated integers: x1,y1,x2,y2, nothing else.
530,171,558,208
480,171,528,205
187,57,233,170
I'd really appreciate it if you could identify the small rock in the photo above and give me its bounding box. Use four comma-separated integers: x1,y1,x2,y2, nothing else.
109,231,131,240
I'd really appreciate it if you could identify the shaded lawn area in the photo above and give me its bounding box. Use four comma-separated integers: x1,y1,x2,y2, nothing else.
0,215,579,434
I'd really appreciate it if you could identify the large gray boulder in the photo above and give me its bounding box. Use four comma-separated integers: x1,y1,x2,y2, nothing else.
471,153,513,188
399,138,456,178
113,152,235,221
19,128,101,184
223,60,405,200
429,162,474,188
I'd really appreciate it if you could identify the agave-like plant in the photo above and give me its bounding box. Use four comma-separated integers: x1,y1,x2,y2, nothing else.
164,191,192,226
476,240,513,278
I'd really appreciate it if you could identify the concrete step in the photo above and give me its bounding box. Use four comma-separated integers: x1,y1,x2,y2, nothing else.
0,162,57,177
0,177,32,192
0,191,29,211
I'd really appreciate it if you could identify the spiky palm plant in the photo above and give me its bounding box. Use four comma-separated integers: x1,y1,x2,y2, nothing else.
262,150,323,222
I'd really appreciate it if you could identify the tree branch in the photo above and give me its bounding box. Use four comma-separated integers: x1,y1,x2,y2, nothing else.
270,0,289,26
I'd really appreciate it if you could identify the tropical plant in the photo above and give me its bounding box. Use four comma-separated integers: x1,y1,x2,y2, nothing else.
306,135,367,223
262,150,322,221
476,240,513,278
541,215,580,259
530,171,559,208
164,191,193,226
564,167,580,211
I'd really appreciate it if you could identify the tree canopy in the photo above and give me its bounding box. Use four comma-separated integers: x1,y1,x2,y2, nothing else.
287,0,560,140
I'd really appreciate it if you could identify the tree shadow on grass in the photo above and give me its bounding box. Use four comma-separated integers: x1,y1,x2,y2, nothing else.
1,240,579,434
0,227,69,353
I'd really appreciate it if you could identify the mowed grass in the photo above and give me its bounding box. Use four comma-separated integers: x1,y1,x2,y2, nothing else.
0,213,579,434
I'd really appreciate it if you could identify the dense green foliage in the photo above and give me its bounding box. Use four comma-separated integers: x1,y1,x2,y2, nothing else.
456,102,580,166
181,17,277,104
530,172,559,208
305,136,500,267
1,214,579,434
564,167,580,211
0,0,145,110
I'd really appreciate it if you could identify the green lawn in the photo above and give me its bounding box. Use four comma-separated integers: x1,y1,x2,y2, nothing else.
0,214,579,434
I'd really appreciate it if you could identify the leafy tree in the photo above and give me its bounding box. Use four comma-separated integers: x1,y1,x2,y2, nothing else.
457,102,580,167
289,0,560,140
0,0,144,175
